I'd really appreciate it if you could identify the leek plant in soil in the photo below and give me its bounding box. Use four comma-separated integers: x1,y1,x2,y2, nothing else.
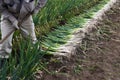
41,0,109,53
0,39,46,80
0,0,109,79
34,0,101,35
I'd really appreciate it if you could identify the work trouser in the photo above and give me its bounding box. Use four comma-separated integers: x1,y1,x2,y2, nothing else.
0,15,37,58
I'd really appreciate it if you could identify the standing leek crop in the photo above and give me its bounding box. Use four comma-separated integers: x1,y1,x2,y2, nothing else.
33,0,101,35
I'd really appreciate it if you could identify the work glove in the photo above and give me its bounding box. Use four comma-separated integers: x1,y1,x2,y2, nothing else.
12,20,19,29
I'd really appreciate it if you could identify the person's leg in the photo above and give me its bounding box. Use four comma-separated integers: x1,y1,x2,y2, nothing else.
0,19,15,58
20,16,37,44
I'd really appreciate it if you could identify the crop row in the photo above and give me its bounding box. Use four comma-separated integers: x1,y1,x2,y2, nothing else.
33,0,101,35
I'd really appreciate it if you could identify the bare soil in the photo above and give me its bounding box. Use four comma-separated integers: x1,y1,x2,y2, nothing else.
37,1,120,80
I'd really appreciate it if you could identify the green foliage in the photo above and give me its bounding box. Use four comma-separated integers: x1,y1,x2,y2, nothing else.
41,0,109,53
0,0,109,79
33,0,101,35
0,40,46,80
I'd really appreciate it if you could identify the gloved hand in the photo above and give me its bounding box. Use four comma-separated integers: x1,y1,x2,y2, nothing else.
12,20,19,29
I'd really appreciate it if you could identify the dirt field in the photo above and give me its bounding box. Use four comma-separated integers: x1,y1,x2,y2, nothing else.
37,1,120,80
